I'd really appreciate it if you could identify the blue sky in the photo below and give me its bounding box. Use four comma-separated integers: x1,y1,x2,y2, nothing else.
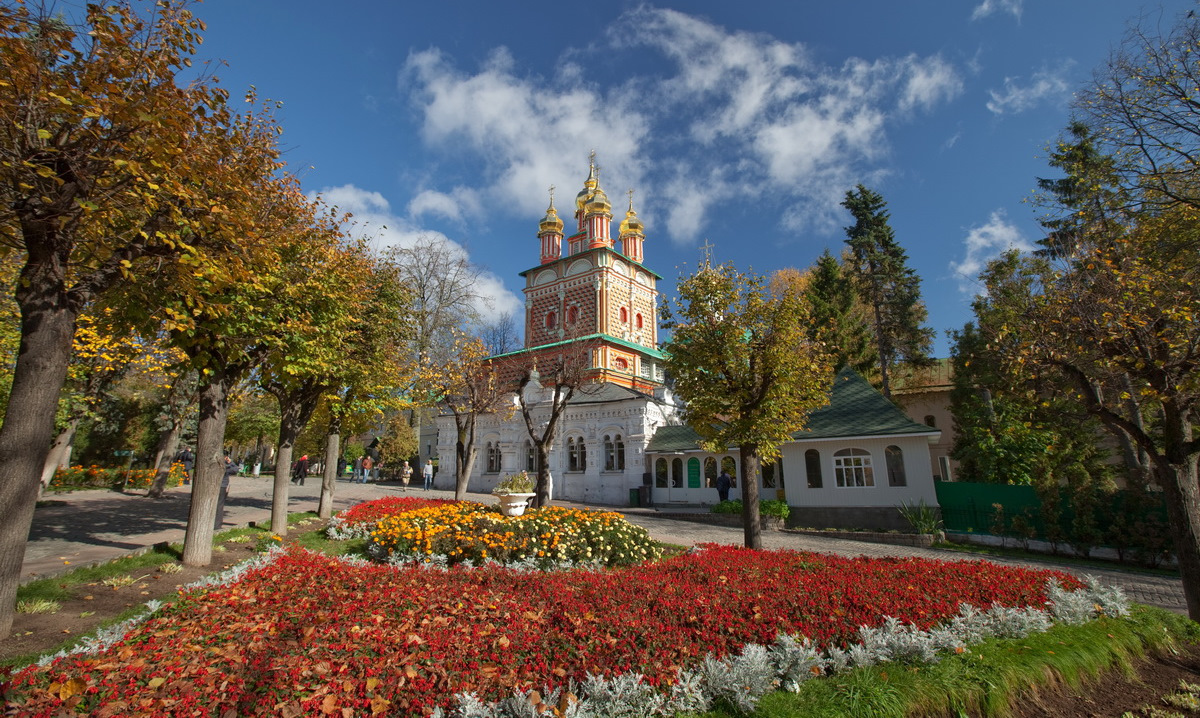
185,0,1192,357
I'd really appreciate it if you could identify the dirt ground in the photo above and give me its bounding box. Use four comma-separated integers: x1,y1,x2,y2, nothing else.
4,521,1200,717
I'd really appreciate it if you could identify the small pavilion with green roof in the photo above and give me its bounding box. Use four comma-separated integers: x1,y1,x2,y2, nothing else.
644,367,941,530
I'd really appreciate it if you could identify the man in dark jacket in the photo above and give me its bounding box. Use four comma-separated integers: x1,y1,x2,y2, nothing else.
716,470,732,503
291,455,309,486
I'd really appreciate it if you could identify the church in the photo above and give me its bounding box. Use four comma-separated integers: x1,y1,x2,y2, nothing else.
434,157,683,505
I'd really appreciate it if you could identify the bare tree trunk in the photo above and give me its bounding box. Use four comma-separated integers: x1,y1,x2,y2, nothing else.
0,298,76,637
271,444,294,536
317,411,342,519
739,445,763,550
318,430,340,519
40,415,81,490
147,418,183,499
182,368,234,566
454,413,477,501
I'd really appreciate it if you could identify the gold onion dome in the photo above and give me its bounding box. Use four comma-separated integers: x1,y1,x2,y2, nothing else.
539,199,563,234
576,156,599,210
586,185,611,213
619,198,643,236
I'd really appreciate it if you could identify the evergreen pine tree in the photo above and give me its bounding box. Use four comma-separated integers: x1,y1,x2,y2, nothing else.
803,249,877,377
840,185,934,398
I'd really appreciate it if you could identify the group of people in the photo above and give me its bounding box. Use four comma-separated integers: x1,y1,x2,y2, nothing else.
175,446,437,492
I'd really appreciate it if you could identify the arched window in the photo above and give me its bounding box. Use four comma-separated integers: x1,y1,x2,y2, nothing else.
620,307,629,323
671,458,683,488
704,457,718,487
603,434,626,471
762,460,778,488
486,442,501,473
721,456,737,486
635,313,644,329
805,449,823,488
545,311,557,329
924,415,937,428
568,437,586,472
655,458,668,488
525,440,538,473
566,305,579,324
885,445,907,486
833,448,874,487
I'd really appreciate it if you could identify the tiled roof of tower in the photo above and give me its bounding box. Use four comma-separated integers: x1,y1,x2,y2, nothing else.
645,366,938,453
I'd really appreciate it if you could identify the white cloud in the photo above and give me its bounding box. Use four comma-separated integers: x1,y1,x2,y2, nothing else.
949,210,1036,291
400,7,963,244
407,187,482,224
971,0,1022,21
310,184,523,324
986,61,1074,114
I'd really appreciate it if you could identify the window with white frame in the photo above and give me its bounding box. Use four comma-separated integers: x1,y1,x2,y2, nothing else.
485,441,501,473
567,436,586,472
671,457,683,487
833,448,874,487
655,458,668,488
603,433,625,471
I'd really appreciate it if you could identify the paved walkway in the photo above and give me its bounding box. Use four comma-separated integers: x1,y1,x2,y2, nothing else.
21,479,1188,615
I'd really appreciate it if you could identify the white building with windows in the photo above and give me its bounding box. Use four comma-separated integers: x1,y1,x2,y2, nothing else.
644,367,942,530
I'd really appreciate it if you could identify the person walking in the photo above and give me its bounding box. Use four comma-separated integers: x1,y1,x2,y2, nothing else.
175,446,195,486
716,469,732,503
361,455,374,484
422,459,434,490
292,455,309,486
400,460,412,491
215,455,237,531
352,455,363,483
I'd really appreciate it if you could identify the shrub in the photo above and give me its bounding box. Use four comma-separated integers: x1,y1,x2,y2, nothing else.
491,470,535,495
368,501,661,567
898,499,944,535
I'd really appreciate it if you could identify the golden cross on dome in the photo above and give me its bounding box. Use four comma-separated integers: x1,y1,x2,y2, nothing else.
700,238,715,266
548,184,555,205
626,188,634,210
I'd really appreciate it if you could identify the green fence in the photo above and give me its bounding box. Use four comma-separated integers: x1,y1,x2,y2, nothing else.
934,480,1170,556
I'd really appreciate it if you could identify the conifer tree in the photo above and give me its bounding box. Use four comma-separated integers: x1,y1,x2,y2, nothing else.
841,185,934,398
802,249,877,378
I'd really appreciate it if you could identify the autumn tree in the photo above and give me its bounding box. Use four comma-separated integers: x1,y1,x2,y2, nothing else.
511,338,599,508
841,186,934,398
0,0,251,636
426,332,511,500
662,261,831,549
390,235,489,458
313,247,416,518
977,7,1200,619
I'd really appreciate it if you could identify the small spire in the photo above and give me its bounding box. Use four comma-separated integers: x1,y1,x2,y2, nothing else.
626,188,634,213
699,239,715,267
548,184,556,210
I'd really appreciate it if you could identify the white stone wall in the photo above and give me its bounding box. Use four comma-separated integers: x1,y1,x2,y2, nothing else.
435,392,678,506
778,435,940,508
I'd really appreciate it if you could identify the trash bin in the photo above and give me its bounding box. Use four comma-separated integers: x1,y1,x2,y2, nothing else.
638,484,651,508
629,488,640,507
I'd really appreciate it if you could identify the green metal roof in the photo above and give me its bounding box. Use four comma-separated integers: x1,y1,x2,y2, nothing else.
645,366,937,453
792,366,938,440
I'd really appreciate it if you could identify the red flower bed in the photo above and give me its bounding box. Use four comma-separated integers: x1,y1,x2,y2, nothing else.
4,544,1081,717
335,496,452,529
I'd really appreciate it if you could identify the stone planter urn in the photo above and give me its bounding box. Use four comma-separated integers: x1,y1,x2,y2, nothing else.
495,492,536,517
